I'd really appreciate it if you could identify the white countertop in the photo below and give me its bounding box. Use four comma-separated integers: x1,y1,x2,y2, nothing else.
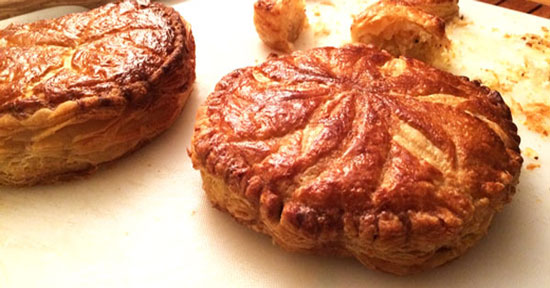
0,1,549,286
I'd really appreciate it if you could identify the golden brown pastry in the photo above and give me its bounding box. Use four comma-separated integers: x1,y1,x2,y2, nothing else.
254,0,307,52
0,0,111,20
351,1,448,62
387,0,459,22
0,0,195,185
190,44,522,275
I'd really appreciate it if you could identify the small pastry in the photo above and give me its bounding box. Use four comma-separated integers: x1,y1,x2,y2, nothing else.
254,0,307,52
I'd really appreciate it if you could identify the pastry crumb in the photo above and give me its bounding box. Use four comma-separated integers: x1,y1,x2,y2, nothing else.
526,163,541,171
452,17,473,27
522,103,550,137
314,22,331,37
521,33,550,52
319,0,335,6
523,147,539,160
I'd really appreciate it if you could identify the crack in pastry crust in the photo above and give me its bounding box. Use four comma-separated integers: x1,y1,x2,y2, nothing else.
190,44,522,275
0,0,195,185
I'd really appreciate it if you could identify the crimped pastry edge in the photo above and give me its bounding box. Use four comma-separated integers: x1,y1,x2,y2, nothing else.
199,168,515,275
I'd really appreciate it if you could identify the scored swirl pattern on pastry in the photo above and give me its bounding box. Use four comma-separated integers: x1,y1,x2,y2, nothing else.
0,0,192,115
0,0,195,185
191,44,522,274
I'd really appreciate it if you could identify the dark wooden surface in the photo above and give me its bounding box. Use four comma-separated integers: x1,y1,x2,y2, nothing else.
478,0,550,18
1,1,548,20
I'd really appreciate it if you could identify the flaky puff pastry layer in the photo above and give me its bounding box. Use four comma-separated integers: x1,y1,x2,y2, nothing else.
388,0,459,22
190,44,522,275
351,1,449,62
0,0,195,185
254,0,307,52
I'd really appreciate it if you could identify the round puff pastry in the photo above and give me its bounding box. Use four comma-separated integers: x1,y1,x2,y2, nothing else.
190,44,522,275
0,0,195,185
254,0,307,52
387,0,459,22
351,1,448,62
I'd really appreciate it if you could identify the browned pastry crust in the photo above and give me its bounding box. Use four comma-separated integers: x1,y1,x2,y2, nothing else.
387,0,459,22
351,1,448,62
190,44,522,275
0,0,112,21
254,0,307,52
0,0,195,185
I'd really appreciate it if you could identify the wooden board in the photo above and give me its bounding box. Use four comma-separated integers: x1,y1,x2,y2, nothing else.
0,1,549,287
478,0,550,17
